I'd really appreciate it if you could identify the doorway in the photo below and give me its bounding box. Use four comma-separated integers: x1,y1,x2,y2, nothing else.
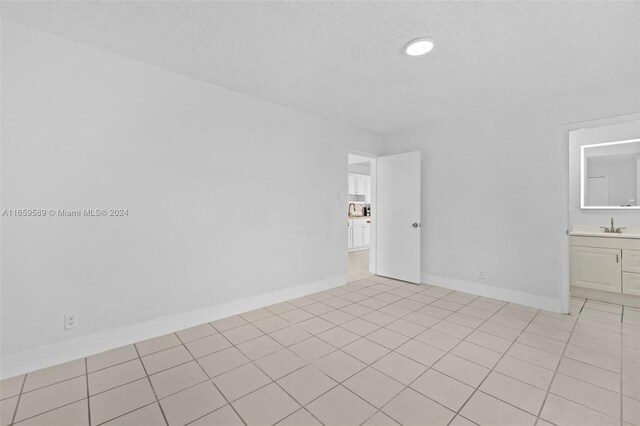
347,151,375,282
346,150,422,285
561,113,640,313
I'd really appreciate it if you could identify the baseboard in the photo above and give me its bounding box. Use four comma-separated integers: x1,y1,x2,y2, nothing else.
0,274,346,380
571,286,640,308
422,274,562,313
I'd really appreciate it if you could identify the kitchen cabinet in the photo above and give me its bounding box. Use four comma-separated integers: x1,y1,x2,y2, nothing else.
348,174,370,198
356,176,366,195
348,219,371,251
348,175,358,195
363,177,371,204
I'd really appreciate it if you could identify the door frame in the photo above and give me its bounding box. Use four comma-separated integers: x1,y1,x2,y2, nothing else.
348,149,378,275
560,112,639,314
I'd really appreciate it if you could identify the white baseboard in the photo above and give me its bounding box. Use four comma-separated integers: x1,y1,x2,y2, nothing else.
0,274,346,380
422,274,562,313
571,286,640,308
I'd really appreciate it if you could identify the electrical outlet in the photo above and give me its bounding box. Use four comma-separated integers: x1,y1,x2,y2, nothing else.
64,312,78,330
478,269,486,280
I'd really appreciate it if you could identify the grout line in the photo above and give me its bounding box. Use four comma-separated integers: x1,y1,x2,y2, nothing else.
357,287,491,424
534,310,579,422
12,372,87,397
183,330,248,426
10,397,90,425
8,374,27,425
133,344,170,426
178,270,461,424
93,401,159,426
8,256,634,426
444,304,543,425
578,298,587,314
619,310,624,426
84,358,91,426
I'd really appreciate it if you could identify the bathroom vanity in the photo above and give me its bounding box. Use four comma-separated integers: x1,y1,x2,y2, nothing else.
568,134,640,307
570,226,640,307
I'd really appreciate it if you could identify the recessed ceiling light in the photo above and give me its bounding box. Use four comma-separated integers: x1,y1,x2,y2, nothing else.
404,37,435,56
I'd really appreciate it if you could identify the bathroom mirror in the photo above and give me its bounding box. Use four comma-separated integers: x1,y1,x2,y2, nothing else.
581,138,640,209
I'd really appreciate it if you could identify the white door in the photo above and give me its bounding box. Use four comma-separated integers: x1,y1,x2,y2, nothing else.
377,151,421,283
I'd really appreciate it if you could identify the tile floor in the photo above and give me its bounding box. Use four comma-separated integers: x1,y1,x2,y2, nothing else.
1,250,639,426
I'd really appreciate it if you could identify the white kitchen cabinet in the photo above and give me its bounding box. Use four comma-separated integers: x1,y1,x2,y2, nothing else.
348,175,357,195
570,246,622,293
356,176,366,195
364,177,371,203
353,223,365,247
349,220,370,251
363,222,370,245
348,174,370,197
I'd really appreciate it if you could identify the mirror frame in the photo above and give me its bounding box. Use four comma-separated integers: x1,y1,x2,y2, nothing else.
580,138,640,209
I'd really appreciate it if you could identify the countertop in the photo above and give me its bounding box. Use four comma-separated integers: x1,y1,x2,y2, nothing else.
570,225,640,239
349,216,371,222
569,231,640,239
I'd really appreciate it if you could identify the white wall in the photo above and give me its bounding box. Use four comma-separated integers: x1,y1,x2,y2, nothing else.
382,81,639,311
0,21,381,375
348,163,370,176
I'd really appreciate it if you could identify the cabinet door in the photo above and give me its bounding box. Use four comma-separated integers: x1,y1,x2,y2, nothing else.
570,246,621,293
353,225,365,247
623,272,640,296
356,176,366,195
348,225,353,248
348,175,357,195
623,250,640,273
363,223,370,246
364,177,371,204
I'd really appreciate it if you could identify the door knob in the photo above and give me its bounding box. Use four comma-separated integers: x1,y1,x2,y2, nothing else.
412,223,420,228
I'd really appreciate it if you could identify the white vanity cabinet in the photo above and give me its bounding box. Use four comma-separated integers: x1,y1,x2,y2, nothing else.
570,234,640,303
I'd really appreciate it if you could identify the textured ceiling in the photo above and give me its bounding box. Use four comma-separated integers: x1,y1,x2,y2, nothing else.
2,1,639,135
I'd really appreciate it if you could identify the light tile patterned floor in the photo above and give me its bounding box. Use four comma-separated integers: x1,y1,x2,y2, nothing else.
1,250,639,425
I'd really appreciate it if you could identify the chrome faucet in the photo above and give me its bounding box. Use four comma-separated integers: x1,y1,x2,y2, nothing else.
601,217,626,234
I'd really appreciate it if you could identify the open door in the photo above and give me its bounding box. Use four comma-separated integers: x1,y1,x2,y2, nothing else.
376,151,421,283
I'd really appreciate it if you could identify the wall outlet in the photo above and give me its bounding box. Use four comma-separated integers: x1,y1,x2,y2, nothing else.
478,269,486,280
64,312,78,330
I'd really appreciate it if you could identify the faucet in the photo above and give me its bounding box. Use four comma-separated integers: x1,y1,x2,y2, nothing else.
601,217,626,234
348,203,356,216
